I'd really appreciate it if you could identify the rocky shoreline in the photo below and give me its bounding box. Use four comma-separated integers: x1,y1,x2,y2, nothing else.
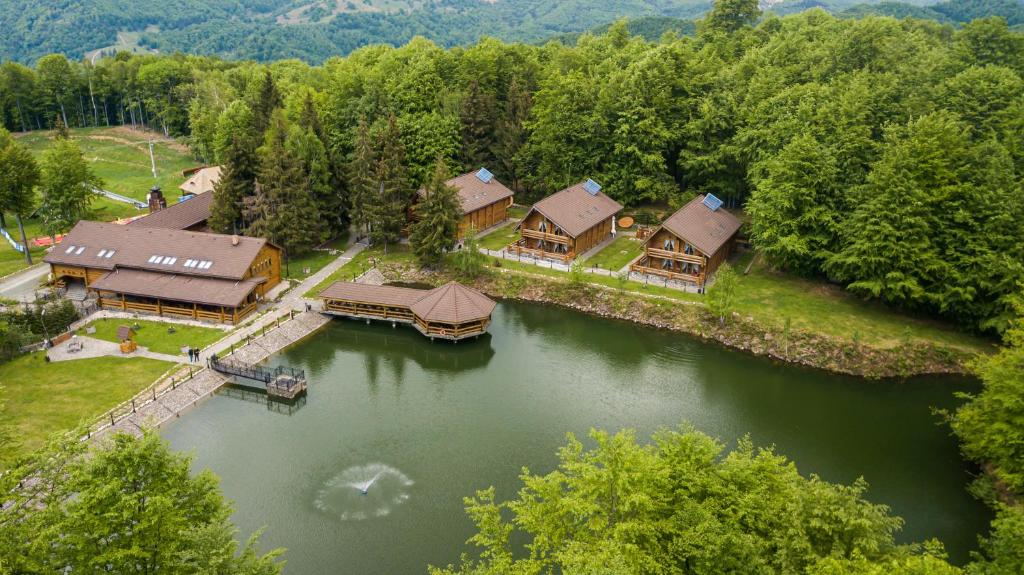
379,262,974,379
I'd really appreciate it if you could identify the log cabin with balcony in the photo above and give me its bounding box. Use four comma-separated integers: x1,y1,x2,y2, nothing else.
411,168,514,239
629,194,742,289
44,220,282,324
508,179,623,263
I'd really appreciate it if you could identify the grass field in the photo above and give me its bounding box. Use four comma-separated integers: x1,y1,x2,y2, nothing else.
304,243,414,297
479,222,520,251
730,257,992,353
77,318,226,356
285,233,350,280
0,352,173,466
17,127,198,204
584,235,644,271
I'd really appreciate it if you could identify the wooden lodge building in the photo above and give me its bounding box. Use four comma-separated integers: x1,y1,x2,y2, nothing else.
508,179,622,262
45,221,282,324
320,281,496,341
414,168,514,239
629,194,742,289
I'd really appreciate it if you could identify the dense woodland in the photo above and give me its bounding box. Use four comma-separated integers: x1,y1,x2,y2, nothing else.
1,0,1022,64
4,5,1023,334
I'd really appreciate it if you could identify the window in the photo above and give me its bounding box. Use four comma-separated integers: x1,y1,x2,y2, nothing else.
165,257,177,265
97,249,107,258
74,246,85,255
148,255,161,263
663,238,675,251
65,245,77,254
538,221,547,233
104,250,115,258
184,259,195,267
199,261,213,270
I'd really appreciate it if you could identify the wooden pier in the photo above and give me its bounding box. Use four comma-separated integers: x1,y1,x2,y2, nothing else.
208,356,308,400
319,281,496,341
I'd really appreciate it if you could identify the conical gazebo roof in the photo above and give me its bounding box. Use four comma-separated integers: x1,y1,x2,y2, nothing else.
410,282,496,324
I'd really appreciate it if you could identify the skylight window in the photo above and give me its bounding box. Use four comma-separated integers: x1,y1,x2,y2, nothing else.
97,249,107,258
148,255,162,263
74,246,85,255
104,250,115,258
184,259,196,267
199,261,213,270
162,257,177,265
65,245,77,254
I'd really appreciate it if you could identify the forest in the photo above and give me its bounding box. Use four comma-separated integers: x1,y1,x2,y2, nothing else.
1,0,1023,63
5,6,1023,335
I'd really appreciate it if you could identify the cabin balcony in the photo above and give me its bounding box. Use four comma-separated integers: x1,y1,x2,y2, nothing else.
506,240,575,263
629,257,704,285
520,228,571,245
97,295,257,324
645,247,704,265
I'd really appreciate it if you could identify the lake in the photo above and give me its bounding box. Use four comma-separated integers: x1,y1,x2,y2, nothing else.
163,302,990,573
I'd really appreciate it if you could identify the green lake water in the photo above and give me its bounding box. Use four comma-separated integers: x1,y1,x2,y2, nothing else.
163,302,990,573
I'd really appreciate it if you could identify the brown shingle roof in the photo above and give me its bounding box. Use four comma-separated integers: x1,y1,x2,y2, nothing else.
90,269,261,307
320,281,496,323
426,170,514,215
652,195,743,256
318,282,426,307
409,282,496,323
179,166,222,196
44,220,269,281
129,191,213,230
528,181,623,238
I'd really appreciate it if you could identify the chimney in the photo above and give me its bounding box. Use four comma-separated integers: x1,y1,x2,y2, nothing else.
147,186,166,213
231,234,239,246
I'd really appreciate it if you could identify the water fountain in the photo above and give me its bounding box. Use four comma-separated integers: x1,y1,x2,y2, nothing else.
314,463,413,521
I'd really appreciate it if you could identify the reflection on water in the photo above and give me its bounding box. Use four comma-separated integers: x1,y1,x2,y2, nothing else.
164,302,990,574
219,384,308,415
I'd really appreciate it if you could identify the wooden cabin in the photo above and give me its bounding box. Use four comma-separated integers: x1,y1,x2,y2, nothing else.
508,179,623,263
45,221,282,324
320,281,496,341
629,194,742,289
413,168,514,239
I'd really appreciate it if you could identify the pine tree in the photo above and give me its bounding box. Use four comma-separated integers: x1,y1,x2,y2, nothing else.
249,110,324,260
348,117,376,239
410,157,461,266
296,92,347,233
366,115,410,251
38,138,100,242
209,133,257,234
251,70,281,137
494,77,532,190
53,114,69,139
459,79,497,171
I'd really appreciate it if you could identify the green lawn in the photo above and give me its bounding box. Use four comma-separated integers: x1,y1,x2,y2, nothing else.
584,235,644,271
479,222,520,251
285,233,350,280
304,243,414,297
0,216,47,278
0,352,173,466
78,318,226,356
731,257,993,353
17,127,198,202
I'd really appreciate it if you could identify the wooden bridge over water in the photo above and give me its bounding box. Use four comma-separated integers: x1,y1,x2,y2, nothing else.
208,356,308,400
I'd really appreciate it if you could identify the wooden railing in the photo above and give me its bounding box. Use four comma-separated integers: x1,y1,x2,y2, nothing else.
98,297,254,324
323,300,416,321
645,247,704,265
414,317,488,339
506,242,575,263
520,228,571,245
629,261,702,284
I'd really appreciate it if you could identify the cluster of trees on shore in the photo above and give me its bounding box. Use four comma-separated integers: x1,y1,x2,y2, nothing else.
3,5,1023,332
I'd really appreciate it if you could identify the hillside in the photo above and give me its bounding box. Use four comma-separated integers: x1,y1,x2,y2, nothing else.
2,0,1023,63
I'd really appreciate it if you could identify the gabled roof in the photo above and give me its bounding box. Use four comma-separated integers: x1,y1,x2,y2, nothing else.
90,269,262,308
318,282,426,307
650,194,743,256
432,171,515,215
44,220,271,281
179,166,222,196
528,181,623,238
129,191,213,230
409,282,495,323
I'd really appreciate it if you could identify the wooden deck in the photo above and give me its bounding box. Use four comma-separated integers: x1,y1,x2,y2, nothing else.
209,357,308,400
